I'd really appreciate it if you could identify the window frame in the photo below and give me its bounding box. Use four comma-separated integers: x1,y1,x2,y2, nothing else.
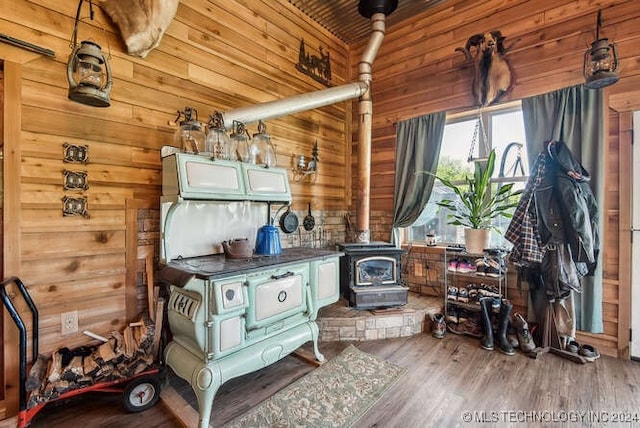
403,102,527,245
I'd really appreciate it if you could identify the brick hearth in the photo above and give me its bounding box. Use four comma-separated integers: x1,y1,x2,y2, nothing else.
317,292,441,342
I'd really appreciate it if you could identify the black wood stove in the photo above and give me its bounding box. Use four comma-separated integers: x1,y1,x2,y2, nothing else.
336,242,408,309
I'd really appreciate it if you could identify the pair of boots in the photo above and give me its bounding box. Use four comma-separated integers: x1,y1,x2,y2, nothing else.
479,297,514,355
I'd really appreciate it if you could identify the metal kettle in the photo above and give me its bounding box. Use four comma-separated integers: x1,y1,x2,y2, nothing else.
255,224,282,256
222,238,252,259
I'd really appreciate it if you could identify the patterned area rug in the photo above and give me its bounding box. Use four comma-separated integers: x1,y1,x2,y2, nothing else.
222,345,406,427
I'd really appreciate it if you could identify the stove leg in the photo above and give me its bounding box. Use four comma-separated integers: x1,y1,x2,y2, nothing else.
310,321,325,362
166,322,326,426
191,371,220,428
165,342,221,428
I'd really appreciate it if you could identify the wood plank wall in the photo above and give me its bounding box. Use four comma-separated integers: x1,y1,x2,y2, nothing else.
0,0,351,415
0,0,638,417
347,0,640,357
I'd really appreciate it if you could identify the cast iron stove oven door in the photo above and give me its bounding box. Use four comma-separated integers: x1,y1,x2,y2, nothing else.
245,263,309,331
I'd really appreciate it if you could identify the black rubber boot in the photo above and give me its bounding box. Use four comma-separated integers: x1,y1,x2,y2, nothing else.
497,300,515,355
479,297,494,351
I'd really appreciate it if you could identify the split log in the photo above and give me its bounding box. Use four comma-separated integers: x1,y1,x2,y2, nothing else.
98,338,117,363
83,355,99,376
151,297,165,359
53,380,70,393
29,313,161,401
46,351,63,383
123,326,136,358
94,362,115,381
111,330,126,356
61,355,84,382
26,354,49,392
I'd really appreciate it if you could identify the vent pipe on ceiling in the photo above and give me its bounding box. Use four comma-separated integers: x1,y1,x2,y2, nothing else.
223,0,397,244
223,82,368,127
355,0,396,243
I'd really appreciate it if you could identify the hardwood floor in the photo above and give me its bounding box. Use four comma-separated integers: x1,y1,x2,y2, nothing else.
27,333,640,427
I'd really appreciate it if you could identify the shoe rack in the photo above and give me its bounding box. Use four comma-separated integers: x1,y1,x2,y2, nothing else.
443,247,508,337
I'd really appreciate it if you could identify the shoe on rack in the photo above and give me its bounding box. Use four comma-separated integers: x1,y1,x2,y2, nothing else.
457,287,469,303
468,289,480,305
457,258,477,273
447,286,458,301
431,313,446,339
457,309,469,324
445,308,458,324
446,322,466,335
485,257,503,277
448,258,459,272
474,258,487,276
460,316,483,338
512,313,536,353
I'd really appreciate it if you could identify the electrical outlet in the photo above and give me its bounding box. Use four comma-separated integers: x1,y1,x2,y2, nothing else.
61,310,79,335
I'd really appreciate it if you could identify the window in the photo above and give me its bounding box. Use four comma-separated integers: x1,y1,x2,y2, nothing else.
405,104,528,248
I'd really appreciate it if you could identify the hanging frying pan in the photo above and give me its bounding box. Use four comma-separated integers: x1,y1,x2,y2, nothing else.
278,204,299,234
303,202,315,231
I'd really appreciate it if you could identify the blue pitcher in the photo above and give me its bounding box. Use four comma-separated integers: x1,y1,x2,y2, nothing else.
255,224,282,256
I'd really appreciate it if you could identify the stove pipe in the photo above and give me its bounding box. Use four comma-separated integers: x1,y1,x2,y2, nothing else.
223,0,397,243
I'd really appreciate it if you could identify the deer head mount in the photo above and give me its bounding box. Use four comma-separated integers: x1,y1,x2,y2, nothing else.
455,31,515,107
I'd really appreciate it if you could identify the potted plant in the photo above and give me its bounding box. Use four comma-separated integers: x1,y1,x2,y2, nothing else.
432,149,523,254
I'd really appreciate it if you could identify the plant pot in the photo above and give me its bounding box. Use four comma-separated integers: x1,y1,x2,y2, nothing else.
464,228,490,254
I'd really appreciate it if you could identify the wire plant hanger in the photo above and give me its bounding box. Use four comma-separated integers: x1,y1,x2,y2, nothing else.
466,110,491,163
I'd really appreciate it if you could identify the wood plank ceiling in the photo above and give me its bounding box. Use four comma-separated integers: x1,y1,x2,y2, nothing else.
287,0,445,44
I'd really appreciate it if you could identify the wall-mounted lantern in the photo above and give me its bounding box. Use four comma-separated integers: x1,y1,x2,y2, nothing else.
584,10,619,89
67,0,113,107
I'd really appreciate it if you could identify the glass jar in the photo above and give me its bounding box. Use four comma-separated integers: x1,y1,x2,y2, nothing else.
205,111,235,160
231,122,251,163
173,107,206,155
250,121,277,167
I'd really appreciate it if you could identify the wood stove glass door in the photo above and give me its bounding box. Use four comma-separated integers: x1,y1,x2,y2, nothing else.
356,256,397,286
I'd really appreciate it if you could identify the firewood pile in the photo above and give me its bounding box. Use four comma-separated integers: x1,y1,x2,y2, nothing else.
26,314,158,408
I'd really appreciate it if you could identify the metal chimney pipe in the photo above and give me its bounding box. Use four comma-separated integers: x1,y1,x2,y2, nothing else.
221,0,396,244
355,11,387,243
223,82,368,129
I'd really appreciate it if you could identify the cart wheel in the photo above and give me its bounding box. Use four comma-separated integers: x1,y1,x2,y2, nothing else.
123,375,161,413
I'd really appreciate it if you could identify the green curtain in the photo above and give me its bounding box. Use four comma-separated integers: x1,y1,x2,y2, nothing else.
521,84,604,333
391,112,446,244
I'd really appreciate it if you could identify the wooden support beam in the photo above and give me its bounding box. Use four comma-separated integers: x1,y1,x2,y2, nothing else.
160,385,199,428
